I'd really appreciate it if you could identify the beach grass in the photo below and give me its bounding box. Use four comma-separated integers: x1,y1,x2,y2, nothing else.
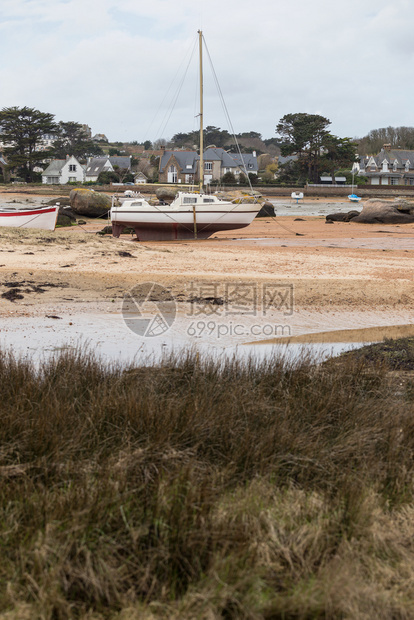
1,345,414,619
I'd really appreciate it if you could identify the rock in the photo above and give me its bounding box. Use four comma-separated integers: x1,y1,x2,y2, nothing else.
70,188,111,217
44,197,71,207
56,213,74,227
216,190,261,204
256,201,275,217
351,198,414,224
59,206,77,221
326,210,360,222
97,225,135,236
155,187,176,202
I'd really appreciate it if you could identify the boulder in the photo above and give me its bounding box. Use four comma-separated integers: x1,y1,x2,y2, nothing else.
351,198,414,224
326,210,360,222
256,201,275,217
44,197,71,207
155,187,176,203
56,213,74,227
215,190,262,204
70,188,111,217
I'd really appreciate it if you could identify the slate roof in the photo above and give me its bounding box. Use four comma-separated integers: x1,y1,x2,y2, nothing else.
109,156,131,170
361,149,414,172
42,160,66,175
85,157,112,177
204,148,258,172
159,148,258,173
159,151,199,173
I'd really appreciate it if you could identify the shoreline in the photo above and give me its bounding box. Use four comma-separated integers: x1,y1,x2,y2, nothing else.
0,190,413,347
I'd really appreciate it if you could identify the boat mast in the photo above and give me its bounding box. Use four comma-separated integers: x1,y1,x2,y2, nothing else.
198,29,204,193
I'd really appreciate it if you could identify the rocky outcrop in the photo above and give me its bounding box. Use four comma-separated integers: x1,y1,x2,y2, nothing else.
326,210,360,222
70,188,111,217
351,198,414,224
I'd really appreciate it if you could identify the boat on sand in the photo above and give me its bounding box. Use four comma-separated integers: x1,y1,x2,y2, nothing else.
0,205,59,231
111,31,261,241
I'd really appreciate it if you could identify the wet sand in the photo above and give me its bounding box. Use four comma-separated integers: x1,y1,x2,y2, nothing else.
0,190,413,351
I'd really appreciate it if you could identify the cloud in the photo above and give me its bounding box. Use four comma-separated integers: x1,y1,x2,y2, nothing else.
1,0,414,141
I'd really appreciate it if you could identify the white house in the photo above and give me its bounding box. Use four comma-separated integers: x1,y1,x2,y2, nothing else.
134,171,148,184
42,155,85,185
85,155,132,182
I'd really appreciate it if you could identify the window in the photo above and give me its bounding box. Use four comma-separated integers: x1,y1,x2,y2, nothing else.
204,162,212,171
69,177,76,183
203,198,214,203
390,177,399,185
69,164,77,172
183,197,195,204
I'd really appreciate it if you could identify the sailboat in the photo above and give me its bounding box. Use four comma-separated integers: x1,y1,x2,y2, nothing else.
111,31,261,241
348,169,361,203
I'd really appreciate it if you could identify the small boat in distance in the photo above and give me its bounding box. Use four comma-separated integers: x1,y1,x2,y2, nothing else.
0,205,59,231
348,170,361,203
291,192,304,204
111,30,261,241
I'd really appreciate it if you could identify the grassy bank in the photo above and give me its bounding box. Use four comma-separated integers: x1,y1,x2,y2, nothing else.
1,344,414,619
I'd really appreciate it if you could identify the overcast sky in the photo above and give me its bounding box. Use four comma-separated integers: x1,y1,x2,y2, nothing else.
1,0,413,144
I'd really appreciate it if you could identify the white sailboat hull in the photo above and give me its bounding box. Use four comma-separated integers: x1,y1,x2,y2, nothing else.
0,206,59,231
111,195,261,240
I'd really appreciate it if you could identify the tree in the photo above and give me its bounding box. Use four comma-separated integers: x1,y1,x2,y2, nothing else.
320,135,357,181
52,121,103,161
357,126,414,155
221,171,236,184
143,140,152,150
276,113,331,183
0,106,57,182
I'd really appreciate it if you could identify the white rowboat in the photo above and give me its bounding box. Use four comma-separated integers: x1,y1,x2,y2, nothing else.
0,205,59,231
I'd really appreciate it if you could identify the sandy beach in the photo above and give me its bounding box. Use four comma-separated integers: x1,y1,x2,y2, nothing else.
0,190,413,354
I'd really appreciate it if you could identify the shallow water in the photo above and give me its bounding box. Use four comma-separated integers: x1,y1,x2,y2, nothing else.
270,199,359,217
0,312,410,366
227,237,414,250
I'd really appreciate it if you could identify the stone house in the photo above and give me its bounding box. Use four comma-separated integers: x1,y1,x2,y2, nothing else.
42,155,85,184
158,148,258,184
359,147,414,186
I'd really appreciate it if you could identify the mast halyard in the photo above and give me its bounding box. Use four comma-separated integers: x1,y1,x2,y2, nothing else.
198,29,204,193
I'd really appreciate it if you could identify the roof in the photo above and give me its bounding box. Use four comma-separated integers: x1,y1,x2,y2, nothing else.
159,148,259,173
109,156,131,170
159,150,198,173
85,157,113,177
42,159,66,175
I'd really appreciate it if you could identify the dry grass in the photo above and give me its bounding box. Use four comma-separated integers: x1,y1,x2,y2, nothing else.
0,347,414,619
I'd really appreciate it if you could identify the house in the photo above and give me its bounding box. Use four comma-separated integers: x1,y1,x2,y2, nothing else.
42,155,85,185
134,171,148,184
359,147,414,186
203,148,258,183
158,151,198,184
85,155,131,182
158,148,258,184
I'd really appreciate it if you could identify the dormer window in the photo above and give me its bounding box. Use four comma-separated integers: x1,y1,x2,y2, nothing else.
393,160,398,172
382,159,389,172
405,160,410,172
